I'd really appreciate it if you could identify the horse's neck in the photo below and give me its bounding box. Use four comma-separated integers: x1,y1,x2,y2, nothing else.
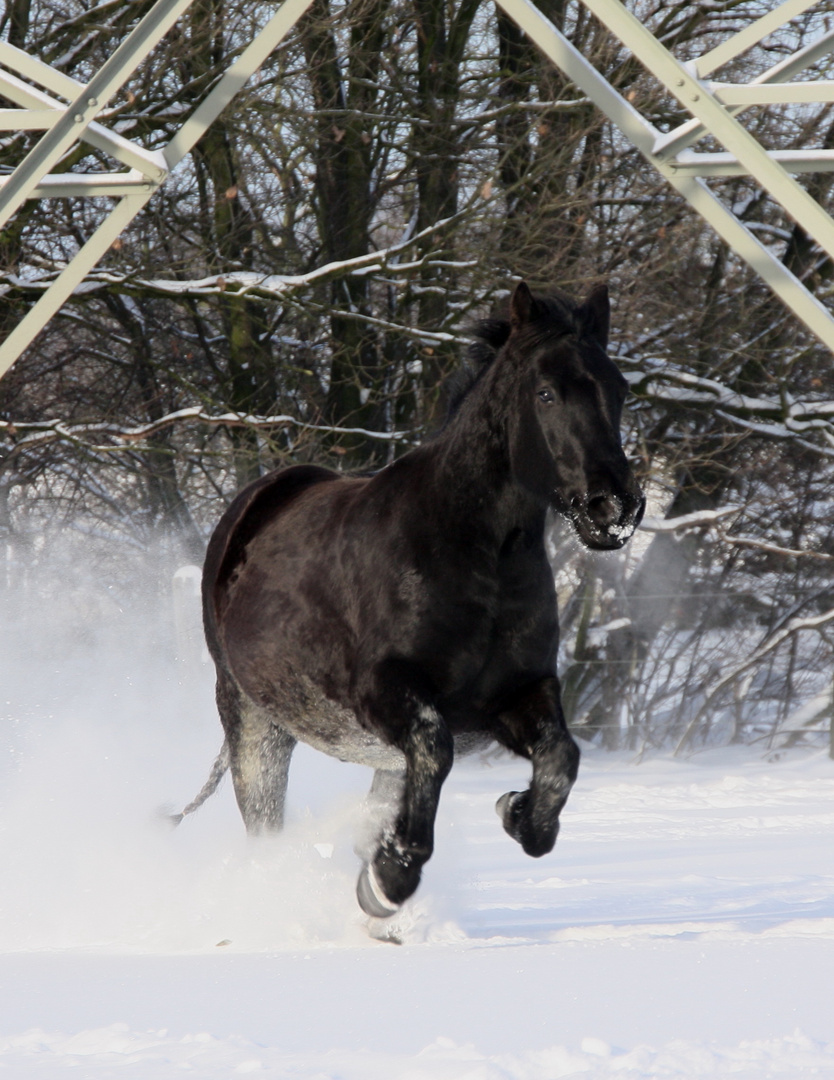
428,364,544,540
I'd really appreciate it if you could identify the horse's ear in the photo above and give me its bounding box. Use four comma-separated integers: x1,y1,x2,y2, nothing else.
510,281,537,329
582,283,610,350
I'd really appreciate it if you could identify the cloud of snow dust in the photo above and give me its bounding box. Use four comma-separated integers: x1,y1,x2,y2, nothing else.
0,536,447,954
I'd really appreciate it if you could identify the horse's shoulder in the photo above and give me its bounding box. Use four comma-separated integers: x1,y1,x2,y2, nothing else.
205,464,342,596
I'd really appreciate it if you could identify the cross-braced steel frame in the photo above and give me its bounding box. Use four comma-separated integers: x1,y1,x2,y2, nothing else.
2,0,834,380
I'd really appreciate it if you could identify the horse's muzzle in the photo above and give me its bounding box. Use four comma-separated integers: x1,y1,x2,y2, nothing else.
568,490,645,551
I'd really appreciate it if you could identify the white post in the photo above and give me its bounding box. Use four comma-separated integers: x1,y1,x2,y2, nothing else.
172,565,204,673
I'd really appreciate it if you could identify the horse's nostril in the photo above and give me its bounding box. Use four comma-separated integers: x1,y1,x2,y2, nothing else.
587,494,621,529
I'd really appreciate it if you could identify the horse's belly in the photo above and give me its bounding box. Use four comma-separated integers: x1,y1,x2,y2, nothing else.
258,674,491,769
284,685,405,769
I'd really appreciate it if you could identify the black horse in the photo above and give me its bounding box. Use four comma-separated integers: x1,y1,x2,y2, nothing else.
177,281,644,918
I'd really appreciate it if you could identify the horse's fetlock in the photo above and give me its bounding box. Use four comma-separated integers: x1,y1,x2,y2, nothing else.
371,845,423,907
382,835,430,867
524,817,558,858
563,736,581,781
496,788,558,857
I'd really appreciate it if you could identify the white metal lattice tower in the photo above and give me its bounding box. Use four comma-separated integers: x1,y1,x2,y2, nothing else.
2,0,834,379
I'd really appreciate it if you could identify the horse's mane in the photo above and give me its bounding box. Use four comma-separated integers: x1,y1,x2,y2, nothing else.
444,289,581,420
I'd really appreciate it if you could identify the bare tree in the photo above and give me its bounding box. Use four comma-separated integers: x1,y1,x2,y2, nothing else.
4,0,834,752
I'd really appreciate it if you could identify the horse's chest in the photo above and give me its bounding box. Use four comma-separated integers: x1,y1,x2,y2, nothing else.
420,562,558,701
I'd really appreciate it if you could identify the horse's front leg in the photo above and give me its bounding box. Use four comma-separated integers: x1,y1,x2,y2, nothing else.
493,677,580,857
355,666,453,917
354,768,405,864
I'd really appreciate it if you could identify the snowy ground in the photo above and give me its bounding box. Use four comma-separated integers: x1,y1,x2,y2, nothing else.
1,578,833,1077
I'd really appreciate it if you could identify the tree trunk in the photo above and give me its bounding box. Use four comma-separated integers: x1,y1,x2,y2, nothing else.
409,0,480,419
102,295,204,562
188,0,277,486
301,0,387,463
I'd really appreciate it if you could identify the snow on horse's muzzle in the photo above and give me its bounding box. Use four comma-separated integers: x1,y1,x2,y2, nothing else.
570,490,645,550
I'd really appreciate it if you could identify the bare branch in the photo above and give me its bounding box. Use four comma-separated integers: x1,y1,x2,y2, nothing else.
0,408,416,455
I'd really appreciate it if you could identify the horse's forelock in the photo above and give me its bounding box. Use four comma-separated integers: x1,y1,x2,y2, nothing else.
470,290,580,353
533,292,582,336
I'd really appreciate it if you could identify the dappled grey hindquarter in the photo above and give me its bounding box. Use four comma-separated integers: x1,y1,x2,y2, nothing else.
176,281,644,918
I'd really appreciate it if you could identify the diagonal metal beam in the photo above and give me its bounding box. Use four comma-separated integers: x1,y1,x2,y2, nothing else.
0,64,168,178
0,0,193,230
0,194,155,371
492,0,659,155
0,41,168,177
581,0,834,266
695,0,821,78
164,0,314,169
663,174,834,353
495,0,834,353
0,0,315,380
0,39,99,99
654,26,834,161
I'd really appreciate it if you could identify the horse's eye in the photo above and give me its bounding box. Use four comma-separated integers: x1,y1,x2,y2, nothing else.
537,387,555,404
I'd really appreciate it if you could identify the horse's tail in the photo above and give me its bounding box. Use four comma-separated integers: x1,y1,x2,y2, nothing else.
168,741,231,827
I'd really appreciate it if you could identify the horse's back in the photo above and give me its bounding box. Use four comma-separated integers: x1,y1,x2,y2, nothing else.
202,463,342,661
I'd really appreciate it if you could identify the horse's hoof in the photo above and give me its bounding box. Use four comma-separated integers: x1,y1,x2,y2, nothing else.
356,862,401,919
495,790,521,821
497,789,557,857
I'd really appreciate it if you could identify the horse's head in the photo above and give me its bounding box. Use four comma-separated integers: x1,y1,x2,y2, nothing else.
507,281,645,551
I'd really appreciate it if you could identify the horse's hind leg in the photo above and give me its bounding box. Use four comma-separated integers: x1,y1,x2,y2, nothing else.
217,674,296,834
492,676,580,858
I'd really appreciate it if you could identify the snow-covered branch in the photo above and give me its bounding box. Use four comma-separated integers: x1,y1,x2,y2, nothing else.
0,409,416,455
674,605,834,754
715,531,834,563
0,211,474,308
623,363,834,450
640,506,741,533
640,508,834,560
